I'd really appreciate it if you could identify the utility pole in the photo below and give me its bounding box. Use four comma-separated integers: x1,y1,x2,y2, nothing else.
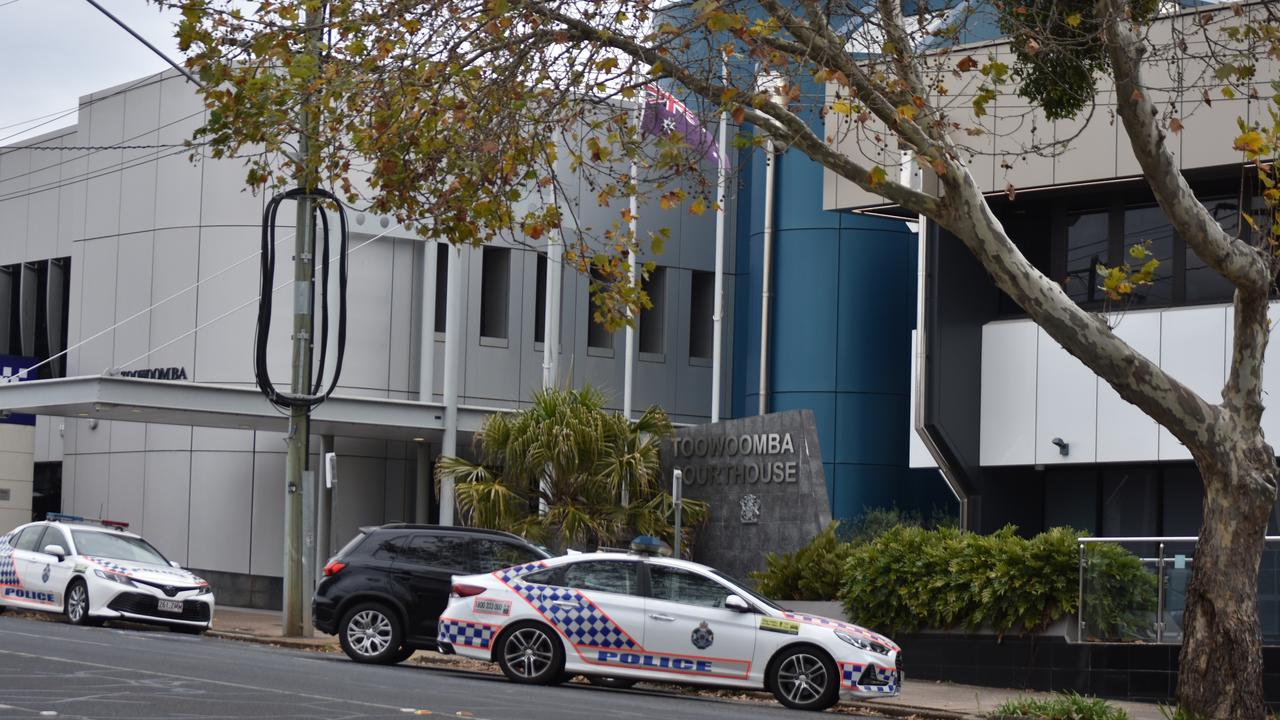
283,2,324,638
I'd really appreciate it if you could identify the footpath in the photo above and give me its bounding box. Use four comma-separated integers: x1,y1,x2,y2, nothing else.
212,607,1167,720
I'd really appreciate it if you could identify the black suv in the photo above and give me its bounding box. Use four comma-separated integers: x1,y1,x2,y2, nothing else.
313,524,551,664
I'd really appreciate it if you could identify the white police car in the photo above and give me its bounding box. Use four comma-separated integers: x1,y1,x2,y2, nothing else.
437,538,899,711
0,514,214,633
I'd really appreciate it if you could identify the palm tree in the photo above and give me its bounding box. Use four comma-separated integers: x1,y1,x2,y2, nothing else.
435,386,706,551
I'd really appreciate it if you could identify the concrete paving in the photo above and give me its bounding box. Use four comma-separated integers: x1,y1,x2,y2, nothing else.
213,606,1169,719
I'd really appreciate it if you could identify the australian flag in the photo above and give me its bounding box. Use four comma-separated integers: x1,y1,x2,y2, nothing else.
640,84,728,170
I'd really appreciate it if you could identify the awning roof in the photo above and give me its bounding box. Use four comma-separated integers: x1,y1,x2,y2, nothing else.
0,375,499,441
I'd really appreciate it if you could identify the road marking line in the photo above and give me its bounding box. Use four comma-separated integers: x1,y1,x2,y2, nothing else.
0,646,497,720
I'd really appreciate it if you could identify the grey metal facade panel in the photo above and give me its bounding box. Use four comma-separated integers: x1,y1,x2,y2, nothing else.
187,450,253,574
107,451,145,532
141,450,193,564
249,449,285,577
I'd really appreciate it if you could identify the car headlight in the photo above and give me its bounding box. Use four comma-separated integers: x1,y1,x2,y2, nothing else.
835,630,889,655
93,569,135,587
194,582,212,596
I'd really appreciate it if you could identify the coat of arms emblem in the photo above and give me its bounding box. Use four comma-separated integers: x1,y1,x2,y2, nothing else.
739,494,761,524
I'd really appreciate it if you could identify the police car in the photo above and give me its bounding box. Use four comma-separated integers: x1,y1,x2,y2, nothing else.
436,537,899,711
0,514,214,633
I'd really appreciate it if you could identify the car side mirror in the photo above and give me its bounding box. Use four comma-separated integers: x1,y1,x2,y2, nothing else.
170,561,182,569
725,595,752,613
43,544,67,561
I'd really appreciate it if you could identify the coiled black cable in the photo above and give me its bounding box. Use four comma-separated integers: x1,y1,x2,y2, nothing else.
254,187,349,410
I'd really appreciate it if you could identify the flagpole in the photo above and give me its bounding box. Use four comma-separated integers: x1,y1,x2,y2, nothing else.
622,81,644,509
710,56,729,425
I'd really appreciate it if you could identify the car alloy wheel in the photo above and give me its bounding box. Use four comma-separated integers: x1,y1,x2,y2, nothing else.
65,581,89,625
338,602,404,664
769,646,839,711
347,609,393,657
497,623,564,685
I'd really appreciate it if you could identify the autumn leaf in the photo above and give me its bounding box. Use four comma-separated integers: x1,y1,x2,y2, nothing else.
956,55,978,72
1234,130,1268,155
1065,12,1083,27
1169,117,1184,134
689,198,707,215
832,99,853,115
1005,182,1016,200
897,104,918,120
868,166,887,187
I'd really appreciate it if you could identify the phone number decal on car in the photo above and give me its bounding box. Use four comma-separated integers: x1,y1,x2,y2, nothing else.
472,598,512,616
759,617,800,635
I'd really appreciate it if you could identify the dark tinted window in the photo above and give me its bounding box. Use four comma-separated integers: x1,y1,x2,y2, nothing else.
401,535,471,572
689,271,713,359
1188,197,1239,304
473,539,542,570
650,565,730,608
524,561,639,595
12,526,44,552
1122,205,1173,307
1064,211,1108,303
370,533,414,562
534,253,547,344
41,526,69,552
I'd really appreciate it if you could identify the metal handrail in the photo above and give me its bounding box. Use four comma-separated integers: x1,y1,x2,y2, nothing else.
1076,535,1280,643
1077,536,1280,543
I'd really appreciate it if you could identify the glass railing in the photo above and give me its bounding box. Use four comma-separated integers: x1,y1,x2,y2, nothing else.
1077,536,1280,644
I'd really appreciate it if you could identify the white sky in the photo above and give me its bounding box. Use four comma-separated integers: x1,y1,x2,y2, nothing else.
0,0,183,144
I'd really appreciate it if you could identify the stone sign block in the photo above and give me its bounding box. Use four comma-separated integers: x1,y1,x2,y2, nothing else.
664,409,830,582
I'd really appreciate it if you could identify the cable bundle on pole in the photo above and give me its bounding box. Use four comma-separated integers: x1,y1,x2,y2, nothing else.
255,187,349,410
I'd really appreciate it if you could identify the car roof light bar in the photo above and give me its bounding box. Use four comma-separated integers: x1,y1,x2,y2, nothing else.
46,512,130,530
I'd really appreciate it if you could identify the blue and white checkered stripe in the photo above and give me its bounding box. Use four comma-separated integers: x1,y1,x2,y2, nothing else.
840,663,864,688
495,562,637,650
842,662,898,695
87,557,132,575
438,619,494,649
0,532,18,586
514,582,637,649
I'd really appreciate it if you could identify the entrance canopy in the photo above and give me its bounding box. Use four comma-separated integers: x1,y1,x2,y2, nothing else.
0,375,498,441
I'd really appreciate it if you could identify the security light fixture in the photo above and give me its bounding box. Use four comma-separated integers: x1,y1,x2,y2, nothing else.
1051,437,1069,456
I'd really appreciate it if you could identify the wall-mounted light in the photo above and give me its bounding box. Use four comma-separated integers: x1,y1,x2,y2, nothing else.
1051,437,1069,456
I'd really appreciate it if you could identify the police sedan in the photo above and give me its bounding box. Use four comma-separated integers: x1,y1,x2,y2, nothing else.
436,538,899,712
0,514,214,632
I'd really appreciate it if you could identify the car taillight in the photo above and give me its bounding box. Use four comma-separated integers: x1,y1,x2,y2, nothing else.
451,583,486,597
323,561,346,577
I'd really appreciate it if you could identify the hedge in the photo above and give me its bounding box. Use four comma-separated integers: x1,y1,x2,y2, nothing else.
839,526,1156,636
753,523,1157,638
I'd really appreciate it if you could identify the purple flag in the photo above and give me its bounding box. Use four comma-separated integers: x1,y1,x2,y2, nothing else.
640,84,729,170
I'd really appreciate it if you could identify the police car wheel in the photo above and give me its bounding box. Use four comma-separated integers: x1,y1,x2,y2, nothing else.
496,622,564,685
64,580,93,626
338,602,404,664
586,676,637,689
768,646,840,711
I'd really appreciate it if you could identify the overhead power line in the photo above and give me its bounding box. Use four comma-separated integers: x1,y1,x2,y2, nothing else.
81,0,205,89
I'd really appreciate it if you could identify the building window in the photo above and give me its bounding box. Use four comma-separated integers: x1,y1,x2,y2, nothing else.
638,267,665,354
689,270,713,360
1063,210,1108,304
1122,205,1174,307
534,254,547,344
479,247,510,340
587,267,613,350
1189,197,1241,304
434,244,448,333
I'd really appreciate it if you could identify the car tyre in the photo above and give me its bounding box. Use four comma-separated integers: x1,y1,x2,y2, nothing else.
496,621,565,685
768,645,840,712
64,579,101,627
586,675,637,689
338,602,404,664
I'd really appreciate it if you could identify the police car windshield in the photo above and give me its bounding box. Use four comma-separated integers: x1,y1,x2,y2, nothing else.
72,531,168,566
710,569,783,611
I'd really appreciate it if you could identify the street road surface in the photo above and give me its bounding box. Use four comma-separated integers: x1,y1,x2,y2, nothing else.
0,614,877,719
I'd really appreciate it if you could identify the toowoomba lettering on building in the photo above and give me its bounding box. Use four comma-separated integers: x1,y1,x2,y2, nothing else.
671,432,800,485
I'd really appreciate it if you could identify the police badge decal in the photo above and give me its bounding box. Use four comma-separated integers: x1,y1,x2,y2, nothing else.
691,621,714,650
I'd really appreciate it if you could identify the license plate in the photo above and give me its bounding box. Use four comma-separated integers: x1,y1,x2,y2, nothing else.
157,599,183,613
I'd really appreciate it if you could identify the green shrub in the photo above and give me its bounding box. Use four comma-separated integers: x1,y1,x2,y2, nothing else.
751,523,855,601
994,692,1129,720
839,526,1157,637
751,506,945,600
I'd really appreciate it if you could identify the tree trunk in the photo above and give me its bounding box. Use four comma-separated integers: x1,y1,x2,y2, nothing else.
1177,429,1277,719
